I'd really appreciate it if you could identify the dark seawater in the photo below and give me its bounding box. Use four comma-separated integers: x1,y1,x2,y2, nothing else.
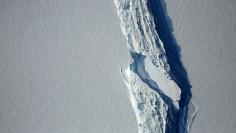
146,0,192,132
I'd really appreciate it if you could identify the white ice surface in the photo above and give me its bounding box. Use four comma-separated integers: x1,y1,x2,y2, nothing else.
0,0,137,133
144,57,181,107
165,0,236,132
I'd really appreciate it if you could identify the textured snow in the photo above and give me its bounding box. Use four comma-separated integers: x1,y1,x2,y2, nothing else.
122,68,168,133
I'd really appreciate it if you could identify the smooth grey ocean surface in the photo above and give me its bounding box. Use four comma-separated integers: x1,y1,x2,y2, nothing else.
0,0,137,133
165,0,236,132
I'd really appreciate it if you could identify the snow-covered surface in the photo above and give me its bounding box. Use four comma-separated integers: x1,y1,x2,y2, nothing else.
164,0,236,132
1,0,235,132
0,0,138,133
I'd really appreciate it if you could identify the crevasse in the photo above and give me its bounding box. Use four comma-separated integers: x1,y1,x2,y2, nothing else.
114,0,194,133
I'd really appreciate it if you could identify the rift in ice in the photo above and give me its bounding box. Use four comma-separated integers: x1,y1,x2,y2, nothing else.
115,0,197,132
